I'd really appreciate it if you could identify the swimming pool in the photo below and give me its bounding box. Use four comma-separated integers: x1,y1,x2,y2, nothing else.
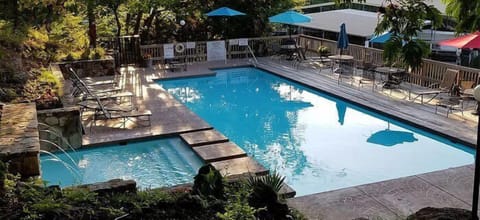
158,67,474,196
41,137,204,188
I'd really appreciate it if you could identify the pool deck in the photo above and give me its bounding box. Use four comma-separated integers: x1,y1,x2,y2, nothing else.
76,58,478,219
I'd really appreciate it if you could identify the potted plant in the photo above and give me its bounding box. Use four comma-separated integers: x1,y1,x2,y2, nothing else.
317,46,330,57
142,53,152,68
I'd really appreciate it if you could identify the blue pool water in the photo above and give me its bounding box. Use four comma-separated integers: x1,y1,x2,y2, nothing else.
158,67,475,196
41,138,204,188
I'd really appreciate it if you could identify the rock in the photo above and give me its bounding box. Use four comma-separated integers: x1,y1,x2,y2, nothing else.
406,207,471,220
44,116,59,125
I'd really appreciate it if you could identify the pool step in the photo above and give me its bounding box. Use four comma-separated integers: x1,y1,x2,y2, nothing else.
192,142,247,163
180,129,228,147
211,157,269,178
158,141,196,174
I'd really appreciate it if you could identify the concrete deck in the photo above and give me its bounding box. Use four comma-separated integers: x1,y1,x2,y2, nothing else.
74,57,479,219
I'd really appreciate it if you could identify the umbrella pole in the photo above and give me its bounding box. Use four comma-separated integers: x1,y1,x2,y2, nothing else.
225,17,228,64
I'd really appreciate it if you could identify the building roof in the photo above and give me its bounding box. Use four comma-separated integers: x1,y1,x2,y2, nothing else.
297,9,380,38
364,0,446,14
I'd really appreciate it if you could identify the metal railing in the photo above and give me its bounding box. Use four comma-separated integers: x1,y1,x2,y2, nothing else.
247,45,258,67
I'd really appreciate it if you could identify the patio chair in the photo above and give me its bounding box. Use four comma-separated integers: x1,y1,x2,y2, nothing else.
355,61,378,91
294,46,332,70
89,96,151,131
335,60,355,85
435,95,464,118
408,68,459,104
65,66,117,87
67,67,132,104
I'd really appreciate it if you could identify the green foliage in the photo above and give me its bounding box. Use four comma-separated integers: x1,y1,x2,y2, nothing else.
247,172,292,219
247,171,285,194
62,188,98,205
0,160,5,193
375,0,441,70
0,21,28,47
39,69,59,86
443,0,480,33
49,13,89,61
317,46,330,55
192,164,225,199
217,181,256,220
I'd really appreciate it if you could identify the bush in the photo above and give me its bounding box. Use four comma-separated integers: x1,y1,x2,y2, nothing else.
192,164,225,200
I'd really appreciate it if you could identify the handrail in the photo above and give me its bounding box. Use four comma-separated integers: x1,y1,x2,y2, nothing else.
247,45,258,67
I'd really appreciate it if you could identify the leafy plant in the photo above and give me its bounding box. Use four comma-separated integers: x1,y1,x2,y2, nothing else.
217,181,256,220
375,0,441,71
247,172,291,219
317,46,330,56
192,164,225,200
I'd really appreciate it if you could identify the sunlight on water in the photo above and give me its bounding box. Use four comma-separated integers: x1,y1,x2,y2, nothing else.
158,67,474,196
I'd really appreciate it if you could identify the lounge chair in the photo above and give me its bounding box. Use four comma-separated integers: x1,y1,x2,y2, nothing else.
293,46,331,70
435,95,464,118
67,67,133,105
408,68,459,104
89,96,151,131
66,67,122,94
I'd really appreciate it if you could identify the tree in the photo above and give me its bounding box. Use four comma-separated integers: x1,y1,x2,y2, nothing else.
375,0,442,71
442,0,480,33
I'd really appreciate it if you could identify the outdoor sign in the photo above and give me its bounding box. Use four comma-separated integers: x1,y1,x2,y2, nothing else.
238,38,248,46
186,42,196,49
207,40,226,61
229,39,239,45
163,43,174,59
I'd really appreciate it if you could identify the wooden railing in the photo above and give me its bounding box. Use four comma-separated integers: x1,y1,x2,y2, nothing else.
140,35,292,64
140,34,480,88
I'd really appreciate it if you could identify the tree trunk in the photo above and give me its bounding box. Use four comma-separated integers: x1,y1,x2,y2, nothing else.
142,8,157,42
133,12,142,35
113,6,121,37
87,0,97,48
125,13,131,35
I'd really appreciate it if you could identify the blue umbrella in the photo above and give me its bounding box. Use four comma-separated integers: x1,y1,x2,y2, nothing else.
369,32,392,44
268,10,311,24
206,7,246,39
269,10,311,38
206,7,245,17
337,23,349,55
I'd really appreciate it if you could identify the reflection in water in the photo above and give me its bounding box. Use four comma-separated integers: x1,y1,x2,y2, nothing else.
159,67,473,196
162,70,312,176
336,102,347,125
367,122,418,147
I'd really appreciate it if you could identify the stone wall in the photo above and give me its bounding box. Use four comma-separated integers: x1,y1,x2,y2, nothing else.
56,58,116,79
0,103,40,178
75,179,137,195
37,107,82,152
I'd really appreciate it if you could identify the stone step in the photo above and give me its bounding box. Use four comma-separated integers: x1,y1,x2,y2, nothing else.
279,183,296,199
192,141,247,163
211,157,269,178
180,129,228,147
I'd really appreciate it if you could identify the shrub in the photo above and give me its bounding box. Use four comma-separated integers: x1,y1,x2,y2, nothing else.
217,181,256,220
192,164,225,200
317,46,330,56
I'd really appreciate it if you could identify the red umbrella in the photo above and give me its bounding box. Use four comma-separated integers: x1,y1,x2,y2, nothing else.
439,31,480,48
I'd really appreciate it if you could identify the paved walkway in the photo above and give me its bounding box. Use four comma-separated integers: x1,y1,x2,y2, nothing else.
73,58,478,219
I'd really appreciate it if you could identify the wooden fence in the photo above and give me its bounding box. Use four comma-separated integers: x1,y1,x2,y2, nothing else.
139,34,480,88
297,35,480,88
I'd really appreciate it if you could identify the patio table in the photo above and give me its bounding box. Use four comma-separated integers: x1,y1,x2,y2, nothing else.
374,67,406,88
328,55,354,73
